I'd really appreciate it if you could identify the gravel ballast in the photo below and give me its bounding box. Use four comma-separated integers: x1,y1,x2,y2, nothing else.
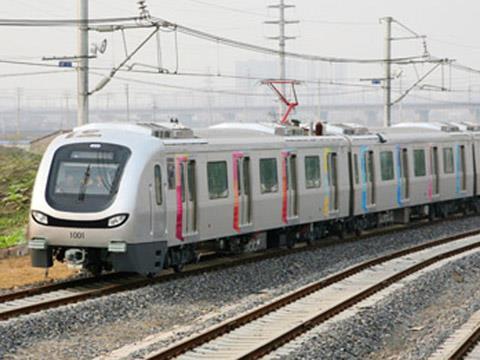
268,250,480,360
2,216,480,359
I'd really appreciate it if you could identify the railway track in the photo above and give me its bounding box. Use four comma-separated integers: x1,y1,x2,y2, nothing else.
0,216,477,322
146,231,480,360
430,310,480,360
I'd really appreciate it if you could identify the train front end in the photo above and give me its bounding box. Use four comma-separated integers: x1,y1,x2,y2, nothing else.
28,125,166,275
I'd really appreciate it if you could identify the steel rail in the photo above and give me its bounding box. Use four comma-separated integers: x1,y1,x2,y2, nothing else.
148,230,480,360
0,214,476,322
448,325,480,360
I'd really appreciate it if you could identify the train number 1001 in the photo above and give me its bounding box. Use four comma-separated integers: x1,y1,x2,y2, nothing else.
69,232,85,240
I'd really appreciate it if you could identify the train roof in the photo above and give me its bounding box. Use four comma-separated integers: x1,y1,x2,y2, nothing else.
51,121,475,154
64,121,349,149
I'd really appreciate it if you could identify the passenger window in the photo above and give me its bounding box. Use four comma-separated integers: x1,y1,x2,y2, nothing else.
305,156,321,188
207,161,229,199
443,147,454,174
154,165,162,205
167,158,175,189
414,149,426,177
353,154,359,184
380,151,394,181
259,158,278,193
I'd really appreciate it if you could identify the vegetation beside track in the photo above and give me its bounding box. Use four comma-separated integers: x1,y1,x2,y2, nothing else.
0,147,40,248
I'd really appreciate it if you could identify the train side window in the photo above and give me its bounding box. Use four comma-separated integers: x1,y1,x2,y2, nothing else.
259,158,278,193
443,147,454,174
305,155,321,188
353,154,359,184
167,158,175,189
414,149,426,177
154,165,162,205
207,161,229,199
380,151,394,181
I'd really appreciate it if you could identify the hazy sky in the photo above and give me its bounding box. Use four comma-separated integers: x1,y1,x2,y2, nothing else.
0,0,479,104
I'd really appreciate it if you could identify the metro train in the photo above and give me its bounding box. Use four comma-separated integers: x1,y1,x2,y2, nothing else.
27,120,480,275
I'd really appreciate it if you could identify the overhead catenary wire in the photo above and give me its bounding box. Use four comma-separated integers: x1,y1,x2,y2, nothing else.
0,57,382,89
145,17,431,64
90,70,381,97
88,16,432,65
0,16,142,27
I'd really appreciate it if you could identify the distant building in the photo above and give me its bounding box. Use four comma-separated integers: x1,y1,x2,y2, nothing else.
30,129,70,154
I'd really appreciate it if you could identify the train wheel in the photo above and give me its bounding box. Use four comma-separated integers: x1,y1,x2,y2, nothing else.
86,263,102,277
173,263,185,273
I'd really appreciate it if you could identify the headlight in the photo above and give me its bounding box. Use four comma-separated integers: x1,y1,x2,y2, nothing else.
31,211,48,225
107,214,129,228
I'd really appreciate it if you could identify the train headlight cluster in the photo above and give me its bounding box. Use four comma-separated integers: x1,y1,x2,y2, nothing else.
107,214,129,228
31,211,48,225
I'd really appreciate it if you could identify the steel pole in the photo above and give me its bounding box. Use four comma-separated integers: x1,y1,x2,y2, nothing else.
383,16,392,127
77,0,89,126
279,0,286,116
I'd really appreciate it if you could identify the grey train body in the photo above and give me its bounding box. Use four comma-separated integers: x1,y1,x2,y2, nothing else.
28,121,480,275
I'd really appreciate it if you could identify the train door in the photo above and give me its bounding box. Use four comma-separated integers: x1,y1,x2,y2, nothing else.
282,152,298,222
327,152,339,211
152,164,167,239
233,153,252,230
400,148,410,201
459,145,467,192
177,158,197,238
430,146,440,197
363,150,375,207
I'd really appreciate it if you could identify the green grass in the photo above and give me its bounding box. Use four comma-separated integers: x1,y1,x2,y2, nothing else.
0,147,41,249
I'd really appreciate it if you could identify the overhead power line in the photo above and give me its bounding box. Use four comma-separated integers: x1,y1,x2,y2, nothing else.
91,71,381,98
153,17,430,64
0,16,141,27
91,16,430,65
0,69,73,78
0,57,379,89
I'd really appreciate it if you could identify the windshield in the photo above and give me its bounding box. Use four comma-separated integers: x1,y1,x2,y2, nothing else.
46,143,131,212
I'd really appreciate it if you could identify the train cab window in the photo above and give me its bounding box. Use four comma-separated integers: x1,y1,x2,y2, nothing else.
46,143,131,213
207,161,229,199
414,149,426,177
380,151,394,181
154,165,162,205
260,158,278,193
305,156,321,188
443,147,454,174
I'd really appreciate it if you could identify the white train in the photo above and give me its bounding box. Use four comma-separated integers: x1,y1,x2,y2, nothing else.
28,120,480,275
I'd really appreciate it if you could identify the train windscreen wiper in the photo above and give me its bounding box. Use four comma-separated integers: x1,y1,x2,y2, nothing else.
78,164,91,201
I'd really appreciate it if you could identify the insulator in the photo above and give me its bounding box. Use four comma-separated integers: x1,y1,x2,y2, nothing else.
137,0,151,18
